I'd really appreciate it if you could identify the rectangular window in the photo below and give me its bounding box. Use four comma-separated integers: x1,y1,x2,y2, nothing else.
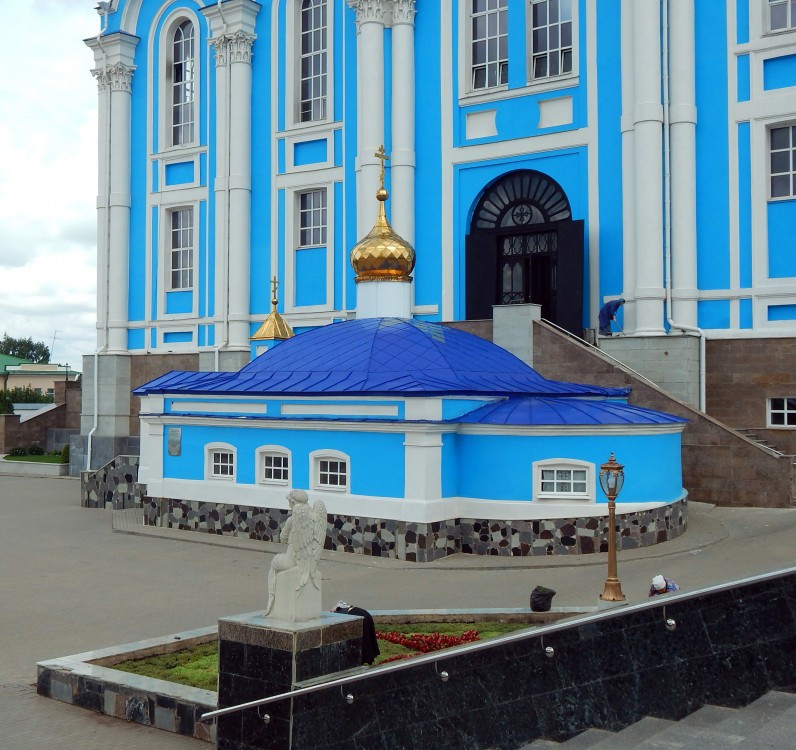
769,0,796,31
318,458,347,488
172,20,195,146
770,125,796,199
263,454,290,483
540,468,587,495
300,0,328,122
530,0,573,80
299,189,327,247
169,208,194,289
211,450,234,478
769,397,796,426
471,0,508,90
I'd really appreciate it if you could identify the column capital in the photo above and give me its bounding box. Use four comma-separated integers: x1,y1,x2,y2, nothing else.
391,0,417,26
347,0,389,30
91,62,135,92
210,31,256,66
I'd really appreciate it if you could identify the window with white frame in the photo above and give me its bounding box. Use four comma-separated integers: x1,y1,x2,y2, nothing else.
530,0,573,80
769,0,796,31
298,189,327,247
299,0,328,122
770,124,796,199
471,0,508,90
207,445,235,480
312,451,349,491
169,207,194,289
171,19,196,146
259,448,291,484
769,397,796,427
534,459,593,501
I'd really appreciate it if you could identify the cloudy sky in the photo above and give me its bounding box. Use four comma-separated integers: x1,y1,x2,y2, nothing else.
0,3,101,371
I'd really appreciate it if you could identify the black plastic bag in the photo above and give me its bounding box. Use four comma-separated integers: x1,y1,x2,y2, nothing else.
530,585,557,612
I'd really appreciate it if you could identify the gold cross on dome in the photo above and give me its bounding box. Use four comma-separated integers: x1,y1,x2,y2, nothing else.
271,276,279,309
374,145,389,190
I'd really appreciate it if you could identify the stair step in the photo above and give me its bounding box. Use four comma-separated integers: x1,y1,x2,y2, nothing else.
553,728,615,749
583,717,675,750
737,701,796,748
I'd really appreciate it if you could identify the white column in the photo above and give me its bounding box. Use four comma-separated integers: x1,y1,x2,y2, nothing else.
347,0,387,237
202,0,260,353
227,31,256,349
390,0,416,248
87,34,138,354
631,0,666,335
619,0,637,332
404,429,442,502
668,0,698,327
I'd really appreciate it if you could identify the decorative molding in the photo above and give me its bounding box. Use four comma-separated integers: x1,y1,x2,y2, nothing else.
91,63,135,93
210,31,256,66
392,0,417,25
346,0,388,29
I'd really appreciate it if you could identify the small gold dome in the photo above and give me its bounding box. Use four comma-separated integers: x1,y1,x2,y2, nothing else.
350,188,415,282
251,279,294,341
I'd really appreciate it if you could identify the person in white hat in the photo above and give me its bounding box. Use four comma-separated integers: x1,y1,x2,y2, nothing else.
649,574,679,597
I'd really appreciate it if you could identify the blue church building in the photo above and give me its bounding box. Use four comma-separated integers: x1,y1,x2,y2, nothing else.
77,1,796,516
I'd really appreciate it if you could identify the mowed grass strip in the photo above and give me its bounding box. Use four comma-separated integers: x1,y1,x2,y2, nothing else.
111,622,531,690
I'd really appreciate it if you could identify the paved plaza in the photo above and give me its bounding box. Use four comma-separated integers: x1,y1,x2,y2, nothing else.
2,474,795,749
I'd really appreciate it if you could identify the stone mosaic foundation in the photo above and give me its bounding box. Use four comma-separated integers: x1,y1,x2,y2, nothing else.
81,455,144,509
144,495,688,562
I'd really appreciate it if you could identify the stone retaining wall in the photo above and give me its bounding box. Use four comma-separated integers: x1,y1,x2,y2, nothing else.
81,455,144,509
145,496,688,562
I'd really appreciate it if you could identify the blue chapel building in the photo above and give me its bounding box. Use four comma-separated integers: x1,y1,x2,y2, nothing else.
77,1,796,524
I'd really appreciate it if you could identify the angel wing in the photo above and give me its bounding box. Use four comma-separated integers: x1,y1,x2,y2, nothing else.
291,499,327,592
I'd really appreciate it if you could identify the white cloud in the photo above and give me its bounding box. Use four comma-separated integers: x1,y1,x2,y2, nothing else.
0,3,100,370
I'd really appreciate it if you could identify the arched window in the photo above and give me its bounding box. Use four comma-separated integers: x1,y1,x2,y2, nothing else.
257,446,292,485
310,449,349,492
171,19,195,146
532,459,594,502
299,0,328,122
206,443,236,481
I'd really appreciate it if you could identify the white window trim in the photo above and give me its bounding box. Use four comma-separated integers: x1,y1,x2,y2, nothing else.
767,397,796,428
257,446,292,485
158,10,201,152
285,0,334,130
768,121,796,201
526,0,578,86
766,0,796,34
206,443,236,481
159,202,200,315
310,449,349,492
284,184,335,314
457,1,579,104
533,458,595,502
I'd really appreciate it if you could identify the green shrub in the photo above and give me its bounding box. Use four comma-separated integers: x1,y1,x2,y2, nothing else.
4,386,53,404
8,446,27,457
27,444,45,456
60,444,70,463
0,392,12,415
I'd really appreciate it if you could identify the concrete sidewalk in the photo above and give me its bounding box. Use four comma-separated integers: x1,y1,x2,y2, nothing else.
2,475,795,749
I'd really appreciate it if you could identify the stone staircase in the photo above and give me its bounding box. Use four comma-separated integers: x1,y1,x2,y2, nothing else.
735,428,789,457
520,690,796,749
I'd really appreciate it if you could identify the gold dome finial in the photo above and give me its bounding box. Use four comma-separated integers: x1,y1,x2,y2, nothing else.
350,145,415,282
251,276,295,341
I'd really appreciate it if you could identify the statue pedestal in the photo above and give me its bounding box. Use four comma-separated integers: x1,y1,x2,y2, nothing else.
216,611,364,750
267,567,322,622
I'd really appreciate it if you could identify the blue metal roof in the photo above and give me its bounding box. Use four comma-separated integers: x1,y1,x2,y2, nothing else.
134,318,631,398
454,397,688,426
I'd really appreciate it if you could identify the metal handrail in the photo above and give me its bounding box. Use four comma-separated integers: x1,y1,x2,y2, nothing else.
199,565,796,722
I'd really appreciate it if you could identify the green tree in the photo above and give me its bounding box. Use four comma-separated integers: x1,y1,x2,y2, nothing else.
4,386,53,404
0,391,12,415
0,334,50,363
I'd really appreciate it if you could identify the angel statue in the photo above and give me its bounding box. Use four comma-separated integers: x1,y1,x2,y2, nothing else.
264,489,327,622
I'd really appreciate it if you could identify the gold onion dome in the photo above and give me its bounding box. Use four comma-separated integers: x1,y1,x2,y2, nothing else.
251,279,294,341
350,187,415,282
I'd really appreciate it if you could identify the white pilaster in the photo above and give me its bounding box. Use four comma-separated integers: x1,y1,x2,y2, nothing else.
668,0,698,327
202,0,260,352
619,0,637,332
347,0,387,237
390,0,416,248
404,429,442,502
87,33,138,354
631,0,665,335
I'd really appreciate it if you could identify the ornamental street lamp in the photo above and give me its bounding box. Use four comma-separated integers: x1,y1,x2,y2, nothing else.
599,452,626,602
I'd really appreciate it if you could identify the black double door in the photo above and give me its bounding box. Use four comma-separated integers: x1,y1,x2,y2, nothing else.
465,218,584,336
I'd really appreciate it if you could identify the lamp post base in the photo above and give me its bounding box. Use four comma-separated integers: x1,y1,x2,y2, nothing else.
599,579,627,603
